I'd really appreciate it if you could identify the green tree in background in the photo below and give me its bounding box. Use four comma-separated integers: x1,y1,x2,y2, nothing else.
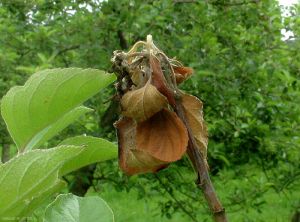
0,0,299,221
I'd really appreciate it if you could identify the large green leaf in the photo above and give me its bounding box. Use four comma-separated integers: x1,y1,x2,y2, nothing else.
44,194,114,222
18,181,66,219
0,145,83,220
0,138,117,221
25,106,92,151
0,68,116,151
59,136,117,175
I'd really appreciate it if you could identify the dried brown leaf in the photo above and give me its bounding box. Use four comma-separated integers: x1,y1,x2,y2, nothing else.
121,80,168,122
136,109,188,162
181,94,208,159
150,55,176,106
130,69,142,86
115,118,167,175
130,68,148,87
173,66,193,84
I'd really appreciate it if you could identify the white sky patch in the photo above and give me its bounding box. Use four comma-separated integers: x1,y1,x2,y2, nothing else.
279,0,299,40
79,3,93,12
279,0,299,6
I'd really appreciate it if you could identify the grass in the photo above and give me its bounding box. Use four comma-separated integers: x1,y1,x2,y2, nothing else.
92,164,300,222
99,189,190,222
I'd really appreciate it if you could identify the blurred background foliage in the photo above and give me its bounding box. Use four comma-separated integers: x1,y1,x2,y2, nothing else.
0,0,299,221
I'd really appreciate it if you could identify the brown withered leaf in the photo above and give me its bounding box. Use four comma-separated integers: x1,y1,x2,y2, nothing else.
136,109,188,162
150,55,176,107
130,69,142,86
131,149,168,172
130,68,148,87
121,80,168,122
181,94,208,159
115,118,167,175
173,66,193,84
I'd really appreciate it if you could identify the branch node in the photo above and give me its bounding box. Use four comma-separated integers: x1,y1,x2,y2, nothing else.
213,208,226,215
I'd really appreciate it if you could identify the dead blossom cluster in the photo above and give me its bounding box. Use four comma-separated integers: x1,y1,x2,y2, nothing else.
112,36,208,175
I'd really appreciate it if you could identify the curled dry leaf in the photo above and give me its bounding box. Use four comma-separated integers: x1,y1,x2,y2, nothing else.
129,66,149,87
136,109,188,162
129,69,143,86
173,66,193,84
121,80,168,122
150,55,176,107
181,94,208,160
115,117,167,175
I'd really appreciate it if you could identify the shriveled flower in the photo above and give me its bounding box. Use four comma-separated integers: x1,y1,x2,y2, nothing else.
112,35,208,175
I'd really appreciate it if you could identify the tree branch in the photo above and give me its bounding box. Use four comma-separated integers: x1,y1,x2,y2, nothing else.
173,0,197,3
175,100,228,222
1,144,10,163
209,0,259,7
117,30,128,50
56,45,80,57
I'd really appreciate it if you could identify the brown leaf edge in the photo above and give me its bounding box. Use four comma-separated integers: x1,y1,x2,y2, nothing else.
173,66,193,84
181,93,209,167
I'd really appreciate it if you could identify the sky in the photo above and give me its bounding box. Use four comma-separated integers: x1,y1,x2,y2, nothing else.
278,0,299,40
278,0,299,6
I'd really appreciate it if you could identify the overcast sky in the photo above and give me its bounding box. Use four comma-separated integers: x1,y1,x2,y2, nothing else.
278,0,299,40
279,0,299,6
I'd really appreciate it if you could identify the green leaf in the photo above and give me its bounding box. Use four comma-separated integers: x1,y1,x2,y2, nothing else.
59,136,118,175
44,194,114,222
0,137,117,220
0,145,83,219
25,106,93,151
18,181,66,219
0,68,116,151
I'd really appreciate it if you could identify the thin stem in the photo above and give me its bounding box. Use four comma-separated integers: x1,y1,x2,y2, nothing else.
127,41,146,54
146,34,153,54
175,100,228,222
126,52,148,59
154,174,199,222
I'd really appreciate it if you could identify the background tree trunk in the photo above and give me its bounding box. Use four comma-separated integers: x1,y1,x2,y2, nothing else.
1,144,10,163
